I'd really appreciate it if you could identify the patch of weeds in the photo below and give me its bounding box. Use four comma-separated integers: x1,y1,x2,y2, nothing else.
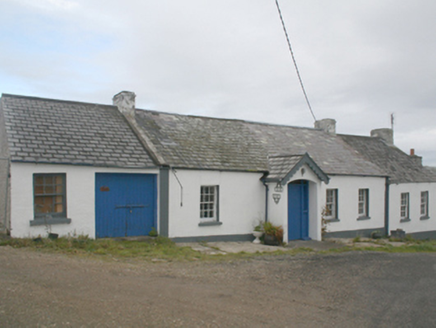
353,236,361,243
1,236,210,262
148,227,158,237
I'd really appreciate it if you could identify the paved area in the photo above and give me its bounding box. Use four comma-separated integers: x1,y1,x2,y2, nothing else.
177,239,347,254
177,238,412,254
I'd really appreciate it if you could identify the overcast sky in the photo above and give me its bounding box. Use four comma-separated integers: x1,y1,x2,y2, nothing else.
1,0,435,165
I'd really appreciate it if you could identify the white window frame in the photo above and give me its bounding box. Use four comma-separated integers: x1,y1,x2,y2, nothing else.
420,191,429,219
200,185,219,222
400,192,410,221
325,189,338,220
358,188,369,218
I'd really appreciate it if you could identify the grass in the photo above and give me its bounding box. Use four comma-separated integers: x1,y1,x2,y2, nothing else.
0,236,208,262
350,237,436,253
1,236,436,262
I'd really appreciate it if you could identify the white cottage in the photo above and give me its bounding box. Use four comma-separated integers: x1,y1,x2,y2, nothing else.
0,92,435,241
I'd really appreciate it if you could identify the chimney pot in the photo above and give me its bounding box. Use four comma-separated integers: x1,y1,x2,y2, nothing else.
315,118,336,135
113,91,136,117
409,149,422,166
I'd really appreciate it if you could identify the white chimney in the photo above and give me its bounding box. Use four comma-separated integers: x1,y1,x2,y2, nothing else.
113,91,136,117
315,119,336,135
371,128,393,146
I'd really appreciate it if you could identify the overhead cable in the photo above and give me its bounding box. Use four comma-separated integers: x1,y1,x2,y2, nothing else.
274,0,316,122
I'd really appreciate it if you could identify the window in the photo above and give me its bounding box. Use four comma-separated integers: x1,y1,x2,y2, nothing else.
358,189,369,218
400,192,410,221
325,189,338,220
200,186,219,221
420,191,429,219
31,173,70,226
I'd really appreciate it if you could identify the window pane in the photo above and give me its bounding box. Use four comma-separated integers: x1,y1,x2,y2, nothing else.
35,196,53,214
34,185,44,195
55,204,63,213
45,176,53,184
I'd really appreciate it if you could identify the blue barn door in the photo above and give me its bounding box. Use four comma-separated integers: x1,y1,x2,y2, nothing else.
95,173,157,238
288,180,309,240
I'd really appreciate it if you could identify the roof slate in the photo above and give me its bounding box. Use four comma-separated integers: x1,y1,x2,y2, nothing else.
2,93,431,182
134,110,384,175
1,94,156,168
340,134,436,183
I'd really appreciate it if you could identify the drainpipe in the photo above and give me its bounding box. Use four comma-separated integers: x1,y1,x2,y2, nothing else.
384,177,390,236
1,158,10,234
262,179,269,222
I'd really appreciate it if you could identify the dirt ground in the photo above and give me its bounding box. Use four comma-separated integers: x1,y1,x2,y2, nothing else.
1,246,435,328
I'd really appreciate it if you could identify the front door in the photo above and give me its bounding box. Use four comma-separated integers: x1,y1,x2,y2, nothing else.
288,180,309,240
95,173,157,238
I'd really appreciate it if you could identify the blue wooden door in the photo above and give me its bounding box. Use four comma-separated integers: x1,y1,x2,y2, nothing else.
95,173,157,238
288,180,309,240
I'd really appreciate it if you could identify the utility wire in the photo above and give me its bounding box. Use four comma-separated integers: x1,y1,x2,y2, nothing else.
274,0,316,122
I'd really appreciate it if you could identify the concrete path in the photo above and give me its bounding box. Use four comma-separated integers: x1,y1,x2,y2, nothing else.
177,239,346,254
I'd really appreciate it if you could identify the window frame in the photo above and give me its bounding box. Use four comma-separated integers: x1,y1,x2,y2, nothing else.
420,191,429,220
31,173,70,226
400,192,410,222
199,185,221,226
357,188,370,220
325,188,338,221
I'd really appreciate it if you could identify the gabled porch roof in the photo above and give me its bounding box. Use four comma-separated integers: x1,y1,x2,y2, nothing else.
264,153,329,185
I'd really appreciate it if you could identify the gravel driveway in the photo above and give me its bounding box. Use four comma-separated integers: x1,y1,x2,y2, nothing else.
1,246,435,327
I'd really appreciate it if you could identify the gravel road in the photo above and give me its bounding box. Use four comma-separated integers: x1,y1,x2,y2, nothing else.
1,246,435,327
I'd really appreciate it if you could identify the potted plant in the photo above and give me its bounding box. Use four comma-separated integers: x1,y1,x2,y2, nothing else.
252,223,263,244
262,221,283,246
44,215,58,240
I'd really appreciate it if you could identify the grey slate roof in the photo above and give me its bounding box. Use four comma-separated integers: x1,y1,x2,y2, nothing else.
244,122,385,176
134,109,385,176
340,134,436,183
267,153,329,184
4,93,429,182
135,111,268,171
267,154,303,180
0,94,156,168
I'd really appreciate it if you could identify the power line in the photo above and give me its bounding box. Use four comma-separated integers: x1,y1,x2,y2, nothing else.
274,0,316,122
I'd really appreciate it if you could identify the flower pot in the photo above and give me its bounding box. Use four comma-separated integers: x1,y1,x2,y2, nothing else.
264,234,280,246
48,233,59,240
252,231,263,244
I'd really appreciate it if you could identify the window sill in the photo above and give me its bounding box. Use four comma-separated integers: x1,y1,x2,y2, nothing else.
420,216,430,221
30,218,72,226
357,216,371,221
400,217,411,223
198,221,222,227
325,218,340,223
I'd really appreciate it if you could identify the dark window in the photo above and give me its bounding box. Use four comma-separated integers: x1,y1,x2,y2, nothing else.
325,189,338,219
200,186,219,221
421,191,429,218
400,192,409,220
358,189,369,218
34,174,67,219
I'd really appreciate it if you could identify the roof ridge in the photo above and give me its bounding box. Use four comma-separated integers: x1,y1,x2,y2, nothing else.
1,93,115,109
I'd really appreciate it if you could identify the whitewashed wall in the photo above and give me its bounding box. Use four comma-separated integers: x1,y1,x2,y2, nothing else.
267,164,322,241
167,170,265,238
321,176,386,234
10,163,158,238
389,183,436,234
